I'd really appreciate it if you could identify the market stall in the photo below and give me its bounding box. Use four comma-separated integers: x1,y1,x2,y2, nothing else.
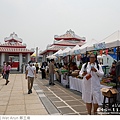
69,76,113,104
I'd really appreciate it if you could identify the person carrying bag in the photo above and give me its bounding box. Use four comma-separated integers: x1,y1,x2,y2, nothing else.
4,62,11,85
25,61,37,94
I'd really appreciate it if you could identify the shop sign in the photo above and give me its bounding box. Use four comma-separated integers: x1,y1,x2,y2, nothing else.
93,42,106,50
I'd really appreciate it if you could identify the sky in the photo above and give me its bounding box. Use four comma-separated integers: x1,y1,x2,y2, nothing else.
0,0,120,51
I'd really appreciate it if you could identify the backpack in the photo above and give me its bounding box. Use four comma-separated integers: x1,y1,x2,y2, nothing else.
84,62,99,70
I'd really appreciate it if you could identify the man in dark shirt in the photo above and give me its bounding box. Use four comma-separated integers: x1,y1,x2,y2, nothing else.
48,59,55,85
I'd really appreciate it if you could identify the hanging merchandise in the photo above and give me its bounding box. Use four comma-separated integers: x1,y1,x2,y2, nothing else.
105,49,108,55
93,51,97,55
100,50,103,55
113,47,116,54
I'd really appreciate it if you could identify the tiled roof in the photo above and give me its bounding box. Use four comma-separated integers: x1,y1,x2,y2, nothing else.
40,45,74,55
53,39,85,46
0,47,33,53
54,29,86,41
40,40,85,55
0,42,26,47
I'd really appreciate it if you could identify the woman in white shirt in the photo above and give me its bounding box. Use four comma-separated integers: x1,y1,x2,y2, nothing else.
79,53,104,115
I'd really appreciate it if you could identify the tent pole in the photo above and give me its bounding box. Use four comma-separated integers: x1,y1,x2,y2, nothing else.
86,51,88,62
66,55,70,88
117,46,119,61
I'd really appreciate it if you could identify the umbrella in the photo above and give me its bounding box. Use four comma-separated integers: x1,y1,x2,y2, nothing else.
31,53,36,57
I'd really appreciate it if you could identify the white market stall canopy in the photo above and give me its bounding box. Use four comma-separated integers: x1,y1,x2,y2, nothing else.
53,49,63,57
46,54,57,59
100,30,120,48
80,30,120,53
58,47,71,56
69,44,81,55
80,39,99,53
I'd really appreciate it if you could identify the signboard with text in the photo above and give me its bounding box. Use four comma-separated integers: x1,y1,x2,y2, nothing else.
93,42,106,50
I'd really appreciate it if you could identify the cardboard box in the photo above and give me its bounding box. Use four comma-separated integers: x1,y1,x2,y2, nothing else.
101,88,118,97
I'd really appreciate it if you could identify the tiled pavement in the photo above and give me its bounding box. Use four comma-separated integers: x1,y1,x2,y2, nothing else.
0,74,48,115
0,73,87,115
34,73,88,115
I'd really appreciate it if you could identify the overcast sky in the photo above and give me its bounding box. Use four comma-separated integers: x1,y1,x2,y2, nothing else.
0,0,120,51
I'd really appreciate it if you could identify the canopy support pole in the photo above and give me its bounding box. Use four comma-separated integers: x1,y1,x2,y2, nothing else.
66,55,70,88
117,47,119,61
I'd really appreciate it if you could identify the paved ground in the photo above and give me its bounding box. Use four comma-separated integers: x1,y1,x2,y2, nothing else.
34,73,87,115
0,74,48,115
0,72,88,115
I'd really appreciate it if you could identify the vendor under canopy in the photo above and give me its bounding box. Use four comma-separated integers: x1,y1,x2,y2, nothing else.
70,62,78,71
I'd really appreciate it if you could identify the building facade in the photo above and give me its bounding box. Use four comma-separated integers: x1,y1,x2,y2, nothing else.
0,32,34,71
40,29,86,61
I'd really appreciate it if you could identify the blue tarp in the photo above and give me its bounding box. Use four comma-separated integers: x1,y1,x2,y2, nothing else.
109,53,117,60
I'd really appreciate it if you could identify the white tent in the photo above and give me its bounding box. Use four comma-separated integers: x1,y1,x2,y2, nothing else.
59,47,71,56
99,30,120,48
86,30,120,52
46,54,57,59
53,49,63,57
80,39,99,53
69,44,81,55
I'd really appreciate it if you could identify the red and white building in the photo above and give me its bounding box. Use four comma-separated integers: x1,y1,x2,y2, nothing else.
40,29,86,61
0,32,34,70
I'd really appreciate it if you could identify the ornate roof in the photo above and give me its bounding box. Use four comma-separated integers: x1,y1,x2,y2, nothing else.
41,30,86,55
53,39,85,46
4,32,22,43
0,33,34,54
54,29,86,41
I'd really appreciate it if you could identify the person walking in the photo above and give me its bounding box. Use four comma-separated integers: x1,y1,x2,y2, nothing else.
35,62,39,73
79,53,104,115
2,61,6,78
4,62,11,85
25,61,37,94
48,59,55,85
40,62,46,79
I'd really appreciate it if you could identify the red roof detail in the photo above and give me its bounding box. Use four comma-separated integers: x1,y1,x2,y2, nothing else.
54,29,86,41
4,32,22,43
0,47,33,54
40,45,74,55
52,40,85,46
0,42,26,48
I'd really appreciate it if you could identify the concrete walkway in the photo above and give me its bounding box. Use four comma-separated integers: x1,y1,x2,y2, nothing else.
0,74,48,115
